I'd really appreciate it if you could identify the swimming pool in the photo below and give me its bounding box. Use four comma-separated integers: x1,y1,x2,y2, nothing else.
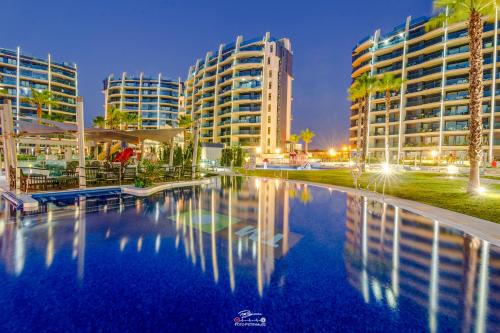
0,176,498,332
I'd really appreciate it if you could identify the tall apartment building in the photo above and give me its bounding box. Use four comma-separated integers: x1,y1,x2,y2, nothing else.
0,47,77,120
103,73,182,129
351,16,500,162
184,33,293,153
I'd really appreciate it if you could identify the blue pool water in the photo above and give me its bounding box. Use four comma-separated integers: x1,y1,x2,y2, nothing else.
0,176,499,332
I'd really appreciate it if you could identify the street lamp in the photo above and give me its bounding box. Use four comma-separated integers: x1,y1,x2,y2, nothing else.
275,148,281,154
328,148,336,156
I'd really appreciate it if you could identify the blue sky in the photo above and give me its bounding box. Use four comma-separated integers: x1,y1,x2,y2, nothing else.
2,0,434,148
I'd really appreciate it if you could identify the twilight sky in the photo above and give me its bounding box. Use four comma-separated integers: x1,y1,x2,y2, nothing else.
2,0,434,148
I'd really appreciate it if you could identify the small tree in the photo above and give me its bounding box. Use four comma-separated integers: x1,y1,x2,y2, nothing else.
92,116,105,128
300,128,316,154
289,134,300,151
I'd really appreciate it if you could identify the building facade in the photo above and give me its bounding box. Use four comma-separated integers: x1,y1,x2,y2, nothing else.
351,16,500,162
103,73,182,129
184,33,293,153
0,47,78,123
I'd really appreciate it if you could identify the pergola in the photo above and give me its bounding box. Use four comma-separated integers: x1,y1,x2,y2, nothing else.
0,98,193,193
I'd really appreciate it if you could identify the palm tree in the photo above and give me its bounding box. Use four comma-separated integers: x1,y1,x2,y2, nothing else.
427,0,498,193
289,133,300,152
178,114,193,128
92,116,105,128
22,88,59,124
300,128,316,154
374,73,402,164
348,72,376,170
105,104,140,130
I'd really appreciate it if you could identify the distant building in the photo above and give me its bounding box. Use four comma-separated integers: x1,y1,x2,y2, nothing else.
103,73,182,129
351,16,500,162
184,33,293,153
0,47,78,151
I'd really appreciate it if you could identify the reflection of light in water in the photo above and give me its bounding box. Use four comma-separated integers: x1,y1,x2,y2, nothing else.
228,186,235,292
257,181,263,297
386,289,396,310
429,220,439,333
252,241,256,260
120,237,128,251
175,201,181,248
0,220,5,237
137,237,143,252
392,207,400,299
371,279,382,303
46,211,54,268
237,238,242,259
198,194,205,272
476,240,490,333
155,202,159,223
361,197,369,303
105,229,110,239
211,189,219,283
155,234,161,253
188,199,196,265
77,201,86,282
14,227,25,276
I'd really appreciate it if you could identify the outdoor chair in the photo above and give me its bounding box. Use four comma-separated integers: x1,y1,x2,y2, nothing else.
85,167,100,186
19,168,47,192
122,167,136,183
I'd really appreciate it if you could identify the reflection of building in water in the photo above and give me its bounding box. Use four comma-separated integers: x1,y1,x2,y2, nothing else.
0,178,298,299
173,176,298,296
344,194,500,332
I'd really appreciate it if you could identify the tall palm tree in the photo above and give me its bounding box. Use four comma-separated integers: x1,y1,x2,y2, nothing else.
92,116,105,128
22,88,59,124
289,133,300,151
300,128,316,154
374,73,403,164
348,72,376,170
428,0,499,193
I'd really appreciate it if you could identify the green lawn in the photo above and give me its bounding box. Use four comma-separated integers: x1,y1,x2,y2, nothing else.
238,168,500,223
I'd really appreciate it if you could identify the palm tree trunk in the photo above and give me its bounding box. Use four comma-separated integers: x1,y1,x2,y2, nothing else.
385,91,391,164
467,11,484,193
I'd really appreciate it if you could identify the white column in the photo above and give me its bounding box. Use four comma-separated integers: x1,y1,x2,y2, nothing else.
48,53,52,115
76,97,86,189
438,8,450,160
192,119,200,177
397,17,411,163
157,73,161,128
489,8,499,162
366,30,380,161
15,47,20,131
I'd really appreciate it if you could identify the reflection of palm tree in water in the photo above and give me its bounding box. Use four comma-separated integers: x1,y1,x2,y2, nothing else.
299,185,313,204
461,234,480,333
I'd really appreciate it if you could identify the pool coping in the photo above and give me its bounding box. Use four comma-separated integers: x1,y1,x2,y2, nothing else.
243,175,500,248
1,178,214,210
